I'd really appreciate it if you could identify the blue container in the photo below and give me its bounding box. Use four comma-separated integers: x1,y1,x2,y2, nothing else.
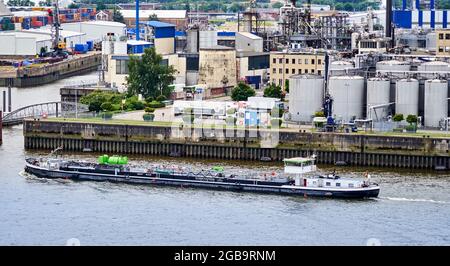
86,41,93,51
74,44,88,53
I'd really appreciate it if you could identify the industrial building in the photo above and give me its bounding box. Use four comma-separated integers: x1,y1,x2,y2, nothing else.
120,9,187,30
437,28,450,56
0,30,84,56
198,46,237,91
393,0,450,29
270,50,325,89
236,51,270,90
60,21,127,42
140,21,175,55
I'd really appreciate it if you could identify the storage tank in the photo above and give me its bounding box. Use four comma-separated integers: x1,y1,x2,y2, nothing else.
395,78,419,116
289,74,324,122
418,61,450,79
424,79,448,128
367,77,391,119
330,61,354,70
328,76,365,122
329,61,355,76
376,60,411,72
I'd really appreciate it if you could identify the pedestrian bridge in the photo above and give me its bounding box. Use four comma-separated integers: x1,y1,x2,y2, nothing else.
2,101,89,126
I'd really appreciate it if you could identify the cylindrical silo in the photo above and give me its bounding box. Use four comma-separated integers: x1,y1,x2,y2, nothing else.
376,60,411,72
289,74,324,122
395,78,419,116
418,61,450,79
328,76,365,122
330,61,354,70
424,79,448,128
329,61,354,76
367,77,391,119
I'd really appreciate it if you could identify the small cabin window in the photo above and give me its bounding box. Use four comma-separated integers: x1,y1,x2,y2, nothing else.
348,183,354,188
313,181,317,185
326,182,331,186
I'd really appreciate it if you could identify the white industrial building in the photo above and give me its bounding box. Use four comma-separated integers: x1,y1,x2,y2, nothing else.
0,31,51,56
60,21,127,42
0,29,85,56
25,28,85,50
235,32,263,53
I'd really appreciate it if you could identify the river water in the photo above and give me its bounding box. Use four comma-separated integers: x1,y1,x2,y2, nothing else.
1,74,450,245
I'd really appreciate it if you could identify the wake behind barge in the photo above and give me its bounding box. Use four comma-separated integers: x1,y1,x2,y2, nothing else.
25,155,380,199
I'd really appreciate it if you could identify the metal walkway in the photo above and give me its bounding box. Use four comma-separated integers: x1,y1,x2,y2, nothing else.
2,101,89,126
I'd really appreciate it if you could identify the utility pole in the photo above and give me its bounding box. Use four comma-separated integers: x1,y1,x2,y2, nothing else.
136,0,140,40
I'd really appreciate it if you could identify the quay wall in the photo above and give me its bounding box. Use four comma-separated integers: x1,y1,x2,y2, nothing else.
0,53,101,87
23,120,450,170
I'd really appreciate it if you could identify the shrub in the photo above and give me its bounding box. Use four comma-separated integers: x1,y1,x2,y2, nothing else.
406,114,418,124
271,118,283,127
148,100,165,108
264,84,283,100
145,107,155,113
100,102,113,112
405,124,417,132
143,113,155,121
102,112,113,120
231,82,256,101
145,96,154,103
156,95,167,102
111,103,121,111
132,100,145,110
80,90,123,112
314,111,325,117
393,113,404,122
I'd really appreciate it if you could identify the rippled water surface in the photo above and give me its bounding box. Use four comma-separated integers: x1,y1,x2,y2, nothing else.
1,125,450,245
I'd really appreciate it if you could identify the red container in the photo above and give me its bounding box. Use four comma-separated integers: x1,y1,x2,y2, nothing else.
31,21,43,27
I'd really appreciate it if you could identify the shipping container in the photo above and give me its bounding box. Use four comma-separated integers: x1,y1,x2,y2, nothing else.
74,44,88,53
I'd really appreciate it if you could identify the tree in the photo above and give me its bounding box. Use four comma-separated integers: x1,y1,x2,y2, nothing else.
263,84,283,100
271,2,283,9
38,0,51,6
231,82,256,101
112,8,125,24
68,3,80,9
96,3,107,11
7,0,35,6
228,2,245,13
406,114,418,125
393,113,404,122
148,14,159,21
126,47,176,99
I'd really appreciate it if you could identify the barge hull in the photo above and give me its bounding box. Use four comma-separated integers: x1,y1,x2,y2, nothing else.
25,165,380,199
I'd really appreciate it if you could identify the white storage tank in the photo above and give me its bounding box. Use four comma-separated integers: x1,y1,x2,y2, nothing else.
289,74,324,122
329,76,365,122
418,61,450,79
367,77,391,119
424,79,448,128
376,60,411,72
330,61,354,70
395,78,419,116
